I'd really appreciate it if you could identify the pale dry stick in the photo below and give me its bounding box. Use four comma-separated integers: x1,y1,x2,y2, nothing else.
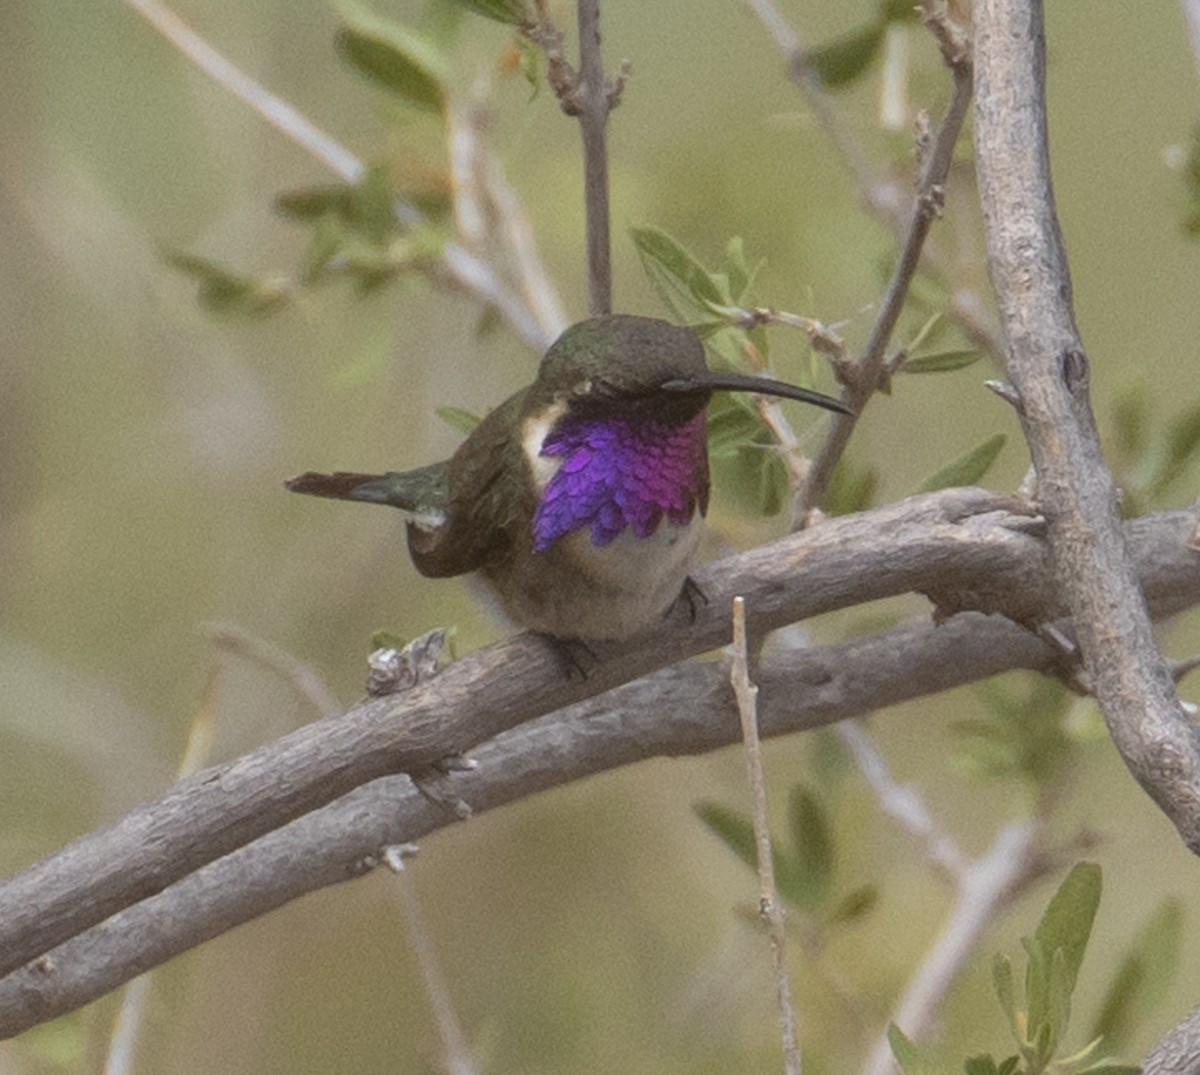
101,667,221,1075
448,102,489,252
483,156,571,338
834,720,967,882
384,852,481,1075
731,596,802,1075
975,0,1200,853
860,821,1036,1075
120,0,556,349
201,621,341,719
746,0,904,227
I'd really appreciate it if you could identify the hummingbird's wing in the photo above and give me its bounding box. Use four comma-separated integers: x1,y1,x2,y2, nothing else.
405,388,533,579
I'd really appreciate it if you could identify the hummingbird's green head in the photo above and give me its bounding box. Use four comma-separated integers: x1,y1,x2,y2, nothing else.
534,315,709,413
533,314,853,418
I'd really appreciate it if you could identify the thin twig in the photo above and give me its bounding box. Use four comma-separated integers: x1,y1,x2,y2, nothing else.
574,0,614,314
731,597,802,1075
201,621,341,719
746,0,902,226
385,854,480,1075
796,52,973,522
122,0,363,181
860,821,1035,1075
483,155,570,337
835,721,967,882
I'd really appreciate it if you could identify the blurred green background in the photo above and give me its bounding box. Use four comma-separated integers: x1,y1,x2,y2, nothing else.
2,1,1199,1072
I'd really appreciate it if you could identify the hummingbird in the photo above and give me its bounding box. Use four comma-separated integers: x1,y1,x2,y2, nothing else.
287,315,850,642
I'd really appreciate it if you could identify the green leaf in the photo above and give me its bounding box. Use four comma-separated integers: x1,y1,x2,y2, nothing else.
828,884,879,925
1076,1065,1141,1075
1091,898,1183,1051
788,786,834,902
1023,934,1051,1053
807,21,886,88
887,1023,942,1075
902,350,982,375
992,953,1020,1042
880,0,922,22
1159,402,1200,485
370,629,408,650
1035,863,1102,1005
825,457,879,516
336,2,449,112
1045,945,1073,1056
962,1057,1000,1075
916,434,1006,493
448,0,531,25
350,163,397,246
1110,381,1150,463
631,225,727,312
905,312,944,355
695,801,757,872
437,405,483,435
167,253,288,316
276,184,357,222
995,1057,1020,1075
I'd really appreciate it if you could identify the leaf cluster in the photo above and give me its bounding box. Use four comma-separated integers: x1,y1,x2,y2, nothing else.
891,864,1162,1075
1108,382,1200,516
695,783,879,935
804,0,922,89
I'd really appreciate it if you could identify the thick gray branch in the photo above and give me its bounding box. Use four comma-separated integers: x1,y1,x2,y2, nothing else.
0,503,1196,1036
974,0,1200,851
0,488,1042,980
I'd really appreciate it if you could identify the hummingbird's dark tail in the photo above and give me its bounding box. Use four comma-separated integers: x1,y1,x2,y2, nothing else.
286,464,449,529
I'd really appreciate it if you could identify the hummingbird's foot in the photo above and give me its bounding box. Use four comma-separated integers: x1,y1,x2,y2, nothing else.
672,576,709,624
541,634,599,681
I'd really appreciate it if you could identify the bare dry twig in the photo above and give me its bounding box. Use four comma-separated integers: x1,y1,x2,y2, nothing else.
731,597,802,1075
525,0,625,314
796,41,974,521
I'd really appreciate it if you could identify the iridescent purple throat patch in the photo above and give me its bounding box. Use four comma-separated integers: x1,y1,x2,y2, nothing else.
532,412,708,552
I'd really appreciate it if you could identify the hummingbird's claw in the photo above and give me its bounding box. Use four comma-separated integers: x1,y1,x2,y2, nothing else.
542,635,598,681
674,576,709,624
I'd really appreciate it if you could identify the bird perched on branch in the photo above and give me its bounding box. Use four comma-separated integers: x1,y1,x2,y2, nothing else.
288,315,849,641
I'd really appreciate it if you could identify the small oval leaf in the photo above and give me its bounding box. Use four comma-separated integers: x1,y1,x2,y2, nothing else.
448,0,532,25
916,434,1006,493
901,349,981,374
806,22,886,88
630,225,726,310
336,3,449,111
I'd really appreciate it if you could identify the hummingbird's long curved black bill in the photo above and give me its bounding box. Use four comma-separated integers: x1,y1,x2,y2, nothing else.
660,371,854,415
